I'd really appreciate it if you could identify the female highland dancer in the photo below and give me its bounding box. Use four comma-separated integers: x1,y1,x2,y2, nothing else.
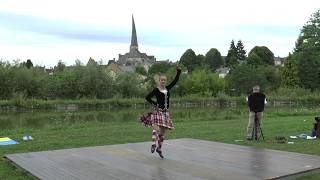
140,66,181,158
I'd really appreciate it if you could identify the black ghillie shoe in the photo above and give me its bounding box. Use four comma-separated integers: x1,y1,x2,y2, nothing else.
151,144,156,153
156,148,164,159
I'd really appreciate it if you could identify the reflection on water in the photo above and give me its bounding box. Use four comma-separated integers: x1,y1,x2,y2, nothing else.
0,106,318,130
0,107,244,130
0,109,147,130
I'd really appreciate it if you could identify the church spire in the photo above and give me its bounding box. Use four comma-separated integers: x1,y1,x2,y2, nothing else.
130,15,138,51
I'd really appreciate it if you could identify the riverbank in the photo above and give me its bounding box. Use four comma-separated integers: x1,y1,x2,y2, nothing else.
1,95,320,111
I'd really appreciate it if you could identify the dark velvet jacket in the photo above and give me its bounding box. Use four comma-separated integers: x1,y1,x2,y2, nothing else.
145,69,181,110
248,92,266,113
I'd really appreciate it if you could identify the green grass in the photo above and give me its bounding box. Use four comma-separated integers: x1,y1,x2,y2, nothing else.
1,107,320,179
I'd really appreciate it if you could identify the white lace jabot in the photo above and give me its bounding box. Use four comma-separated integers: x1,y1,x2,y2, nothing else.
159,88,167,94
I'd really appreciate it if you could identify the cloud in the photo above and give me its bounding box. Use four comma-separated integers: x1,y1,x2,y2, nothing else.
0,11,188,48
0,11,129,43
0,0,319,66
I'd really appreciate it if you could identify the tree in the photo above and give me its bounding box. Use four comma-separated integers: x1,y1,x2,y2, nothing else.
55,60,66,72
11,66,46,98
115,73,142,98
196,54,205,68
205,48,223,71
225,40,238,67
87,57,98,66
281,53,299,87
226,64,267,95
297,51,320,90
292,9,320,90
26,59,33,69
179,49,198,72
77,64,114,99
135,65,147,76
176,69,225,96
260,65,281,91
247,46,274,65
0,62,13,99
246,52,263,67
52,68,79,99
295,9,320,53
148,61,172,75
236,40,246,62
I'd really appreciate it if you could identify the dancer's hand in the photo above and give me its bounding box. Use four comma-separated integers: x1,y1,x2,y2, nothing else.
176,64,181,71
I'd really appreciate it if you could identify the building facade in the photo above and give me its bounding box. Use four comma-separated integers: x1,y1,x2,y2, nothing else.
118,16,156,71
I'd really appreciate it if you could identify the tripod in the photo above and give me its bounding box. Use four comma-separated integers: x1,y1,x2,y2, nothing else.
252,112,264,140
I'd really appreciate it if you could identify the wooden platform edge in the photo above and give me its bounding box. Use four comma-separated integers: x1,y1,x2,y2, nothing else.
272,167,320,180
3,155,40,180
4,139,320,180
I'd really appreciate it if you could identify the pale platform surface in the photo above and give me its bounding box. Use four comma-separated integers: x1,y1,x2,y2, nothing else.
5,138,320,180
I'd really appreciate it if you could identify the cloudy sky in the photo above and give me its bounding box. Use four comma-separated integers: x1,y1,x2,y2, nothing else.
0,0,319,67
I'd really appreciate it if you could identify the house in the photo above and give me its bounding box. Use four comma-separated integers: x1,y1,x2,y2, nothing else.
274,56,285,66
215,67,230,78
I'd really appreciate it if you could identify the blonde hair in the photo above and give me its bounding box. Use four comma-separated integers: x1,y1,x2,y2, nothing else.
154,74,160,87
154,74,166,88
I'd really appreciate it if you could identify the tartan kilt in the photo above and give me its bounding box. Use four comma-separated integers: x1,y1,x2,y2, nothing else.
139,110,174,129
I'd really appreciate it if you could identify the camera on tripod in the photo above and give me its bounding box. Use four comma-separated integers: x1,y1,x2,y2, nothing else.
252,112,264,140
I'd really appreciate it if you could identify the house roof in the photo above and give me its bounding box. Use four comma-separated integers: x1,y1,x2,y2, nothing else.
215,67,230,74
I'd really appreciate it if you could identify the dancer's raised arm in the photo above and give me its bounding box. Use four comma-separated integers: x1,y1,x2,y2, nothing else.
166,66,181,90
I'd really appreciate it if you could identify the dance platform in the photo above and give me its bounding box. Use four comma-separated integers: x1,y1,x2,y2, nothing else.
4,138,320,180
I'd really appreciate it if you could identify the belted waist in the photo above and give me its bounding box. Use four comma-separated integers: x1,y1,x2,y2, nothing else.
158,108,169,112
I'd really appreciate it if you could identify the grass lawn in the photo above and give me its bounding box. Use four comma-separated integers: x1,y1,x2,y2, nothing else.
0,107,319,179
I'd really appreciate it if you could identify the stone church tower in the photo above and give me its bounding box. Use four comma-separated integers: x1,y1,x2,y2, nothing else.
118,16,156,71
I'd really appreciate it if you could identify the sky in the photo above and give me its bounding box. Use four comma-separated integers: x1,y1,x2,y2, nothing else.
0,0,319,67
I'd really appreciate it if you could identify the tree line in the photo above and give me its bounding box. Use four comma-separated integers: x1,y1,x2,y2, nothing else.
179,9,320,95
0,9,319,100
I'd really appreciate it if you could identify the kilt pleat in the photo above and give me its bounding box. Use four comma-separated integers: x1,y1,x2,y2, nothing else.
139,110,174,129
